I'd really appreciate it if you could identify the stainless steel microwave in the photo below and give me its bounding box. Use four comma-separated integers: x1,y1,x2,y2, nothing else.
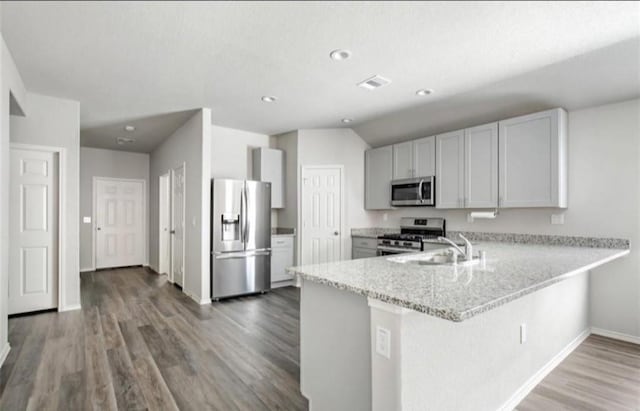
390,176,435,206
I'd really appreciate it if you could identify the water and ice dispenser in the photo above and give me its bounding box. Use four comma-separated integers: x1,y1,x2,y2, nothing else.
221,213,241,241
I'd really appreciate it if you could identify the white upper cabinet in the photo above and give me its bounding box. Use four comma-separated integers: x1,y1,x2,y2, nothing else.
464,123,498,208
393,137,436,179
365,146,393,210
252,147,285,208
498,108,568,208
436,130,465,209
392,141,414,179
413,136,436,177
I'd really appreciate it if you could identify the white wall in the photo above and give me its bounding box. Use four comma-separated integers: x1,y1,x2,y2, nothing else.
274,131,298,235
0,33,27,363
150,108,211,303
374,99,640,339
210,124,270,179
10,92,81,312
79,147,150,271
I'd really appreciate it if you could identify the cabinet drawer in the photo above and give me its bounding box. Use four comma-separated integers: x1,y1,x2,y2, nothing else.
352,237,377,249
272,236,293,249
352,247,378,259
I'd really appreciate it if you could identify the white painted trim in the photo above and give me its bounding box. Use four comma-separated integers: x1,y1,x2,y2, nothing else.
498,328,591,411
0,343,10,368
271,280,295,289
591,327,640,345
299,165,346,265
9,143,67,313
92,176,147,270
80,268,94,273
58,304,81,312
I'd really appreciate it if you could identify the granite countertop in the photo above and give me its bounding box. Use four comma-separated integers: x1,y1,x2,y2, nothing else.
288,242,629,322
272,227,296,237
351,228,399,238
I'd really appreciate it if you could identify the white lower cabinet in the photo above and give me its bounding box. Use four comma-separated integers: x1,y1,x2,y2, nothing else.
352,236,378,259
271,236,294,284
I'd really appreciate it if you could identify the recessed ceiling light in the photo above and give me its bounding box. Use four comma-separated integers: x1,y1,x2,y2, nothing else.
342,118,353,124
124,125,136,132
330,49,352,61
416,89,434,96
261,96,277,103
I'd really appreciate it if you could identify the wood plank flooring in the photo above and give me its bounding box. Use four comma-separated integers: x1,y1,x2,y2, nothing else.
0,267,307,410
517,334,640,410
0,266,638,410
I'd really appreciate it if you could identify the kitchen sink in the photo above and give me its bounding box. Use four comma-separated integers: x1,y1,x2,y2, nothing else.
387,251,481,267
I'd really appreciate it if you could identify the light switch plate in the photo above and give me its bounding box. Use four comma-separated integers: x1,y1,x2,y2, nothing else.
551,214,565,225
83,216,92,224
376,326,391,359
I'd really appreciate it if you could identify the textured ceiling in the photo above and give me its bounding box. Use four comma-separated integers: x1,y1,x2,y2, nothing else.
2,1,639,151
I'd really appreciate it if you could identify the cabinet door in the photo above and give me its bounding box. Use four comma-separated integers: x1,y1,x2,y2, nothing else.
392,142,414,179
413,136,436,177
271,246,294,282
352,247,377,259
365,146,393,210
436,130,464,208
464,123,498,208
499,108,567,208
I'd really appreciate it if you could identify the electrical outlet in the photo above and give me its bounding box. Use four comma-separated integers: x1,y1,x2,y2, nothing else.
551,214,565,225
383,213,388,222
83,216,92,224
376,326,391,359
520,323,527,344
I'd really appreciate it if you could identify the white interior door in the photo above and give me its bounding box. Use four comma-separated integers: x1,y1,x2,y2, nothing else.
9,148,59,314
171,165,185,287
301,166,342,265
158,173,171,276
95,178,145,269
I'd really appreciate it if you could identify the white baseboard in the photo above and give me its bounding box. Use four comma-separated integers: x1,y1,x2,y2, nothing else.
80,267,94,273
271,280,295,289
498,328,590,411
0,342,10,368
591,327,640,345
58,304,82,312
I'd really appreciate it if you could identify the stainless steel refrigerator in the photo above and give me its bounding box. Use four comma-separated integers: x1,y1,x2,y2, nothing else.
211,179,271,300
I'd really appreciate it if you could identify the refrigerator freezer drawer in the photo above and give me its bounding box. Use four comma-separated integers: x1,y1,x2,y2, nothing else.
212,253,271,299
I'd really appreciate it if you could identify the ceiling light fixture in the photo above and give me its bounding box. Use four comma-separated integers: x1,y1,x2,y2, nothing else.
342,118,353,124
416,89,434,96
124,125,136,132
330,49,352,61
357,75,391,90
261,96,277,103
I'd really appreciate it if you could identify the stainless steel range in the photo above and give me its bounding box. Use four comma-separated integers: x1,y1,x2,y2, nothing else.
377,217,446,256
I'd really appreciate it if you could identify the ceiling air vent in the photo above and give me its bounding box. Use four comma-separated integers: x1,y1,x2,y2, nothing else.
117,137,136,145
357,75,391,90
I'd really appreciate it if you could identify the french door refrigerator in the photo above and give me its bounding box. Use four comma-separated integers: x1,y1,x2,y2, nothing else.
211,179,271,300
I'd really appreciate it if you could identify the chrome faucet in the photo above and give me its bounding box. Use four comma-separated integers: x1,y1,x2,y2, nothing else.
437,234,474,261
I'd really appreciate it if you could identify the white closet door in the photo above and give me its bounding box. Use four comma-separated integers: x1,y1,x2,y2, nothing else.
301,167,342,265
95,178,145,269
9,148,59,314
171,165,186,287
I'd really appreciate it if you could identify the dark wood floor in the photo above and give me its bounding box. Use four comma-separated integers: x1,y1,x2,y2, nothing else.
0,267,638,410
0,267,307,410
517,334,640,410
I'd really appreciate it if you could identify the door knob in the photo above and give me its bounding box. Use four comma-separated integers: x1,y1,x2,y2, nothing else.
334,231,339,236
170,230,176,234
96,227,101,231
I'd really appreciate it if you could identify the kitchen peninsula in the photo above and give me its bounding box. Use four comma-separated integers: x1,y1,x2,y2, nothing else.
288,236,629,411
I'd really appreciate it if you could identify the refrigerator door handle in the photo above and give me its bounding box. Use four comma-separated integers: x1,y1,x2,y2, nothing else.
213,249,271,260
242,185,248,247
